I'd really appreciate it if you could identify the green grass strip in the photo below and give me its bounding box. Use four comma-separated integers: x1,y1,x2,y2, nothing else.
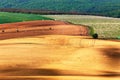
0,12,54,24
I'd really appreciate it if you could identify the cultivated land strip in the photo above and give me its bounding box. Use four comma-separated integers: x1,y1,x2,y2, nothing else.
0,20,88,40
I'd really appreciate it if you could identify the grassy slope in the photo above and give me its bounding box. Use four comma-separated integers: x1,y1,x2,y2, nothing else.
0,12,53,24
44,15,120,39
0,0,120,17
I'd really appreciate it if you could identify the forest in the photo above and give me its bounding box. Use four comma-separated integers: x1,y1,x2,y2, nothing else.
0,0,120,18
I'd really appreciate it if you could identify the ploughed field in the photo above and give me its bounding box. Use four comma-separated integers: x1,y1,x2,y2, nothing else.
0,20,88,40
0,20,119,80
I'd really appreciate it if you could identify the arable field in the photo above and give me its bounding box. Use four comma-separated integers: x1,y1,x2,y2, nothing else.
0,35,120,80
0,12,53,24
0,20,88,40
0,20,119,80
44,15,120,39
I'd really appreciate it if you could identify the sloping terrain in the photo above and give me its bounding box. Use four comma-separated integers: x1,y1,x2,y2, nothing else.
0,20,119,80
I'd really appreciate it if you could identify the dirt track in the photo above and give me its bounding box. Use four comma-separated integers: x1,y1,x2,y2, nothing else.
0,20,88,40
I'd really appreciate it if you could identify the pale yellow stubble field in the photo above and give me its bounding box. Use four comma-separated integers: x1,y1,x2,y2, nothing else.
0,35,119,80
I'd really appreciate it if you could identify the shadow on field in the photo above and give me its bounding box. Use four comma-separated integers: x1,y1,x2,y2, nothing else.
0,78,49,80
0,46,120,78
99,71,120,77
100,46,120,68
0,68,60,76
0,65,120,77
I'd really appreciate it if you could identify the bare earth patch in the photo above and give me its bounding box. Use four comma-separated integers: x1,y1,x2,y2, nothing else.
0,20,88,40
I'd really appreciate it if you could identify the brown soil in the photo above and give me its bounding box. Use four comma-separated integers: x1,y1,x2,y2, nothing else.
0,20,88,40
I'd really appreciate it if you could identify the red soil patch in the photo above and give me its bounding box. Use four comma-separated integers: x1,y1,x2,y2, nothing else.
0,20,88,40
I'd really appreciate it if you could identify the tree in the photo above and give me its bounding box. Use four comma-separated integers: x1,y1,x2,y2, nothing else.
92,33,98,39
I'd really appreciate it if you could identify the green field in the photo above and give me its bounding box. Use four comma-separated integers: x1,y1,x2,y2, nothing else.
44,15,120,39
0,12,53,24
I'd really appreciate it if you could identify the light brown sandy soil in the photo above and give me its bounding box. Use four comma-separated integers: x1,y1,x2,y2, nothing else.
0,20,119,80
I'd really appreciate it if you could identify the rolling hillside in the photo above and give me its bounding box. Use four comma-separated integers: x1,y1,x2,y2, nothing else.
0,0,120,17
0,35,120,79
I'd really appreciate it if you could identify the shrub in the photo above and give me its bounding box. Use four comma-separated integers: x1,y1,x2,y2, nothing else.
92,33,98,39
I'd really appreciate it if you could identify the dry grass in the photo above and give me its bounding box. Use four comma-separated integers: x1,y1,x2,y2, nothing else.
43,15,120,38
